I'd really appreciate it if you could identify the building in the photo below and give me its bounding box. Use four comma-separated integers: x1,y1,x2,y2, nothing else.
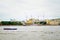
49,18,60,25
49,21,59,25
45,19,51,25
25,18,34,25
25,18,40,25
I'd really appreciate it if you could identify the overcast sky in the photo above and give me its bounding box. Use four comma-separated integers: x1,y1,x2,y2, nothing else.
0,0,60,21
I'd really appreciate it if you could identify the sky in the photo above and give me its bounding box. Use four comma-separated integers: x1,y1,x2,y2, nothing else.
0,0,60,21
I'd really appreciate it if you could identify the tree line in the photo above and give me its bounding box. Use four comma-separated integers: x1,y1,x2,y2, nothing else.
0,21,23,25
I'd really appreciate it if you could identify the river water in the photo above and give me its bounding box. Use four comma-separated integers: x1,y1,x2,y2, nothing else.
0,26,60,40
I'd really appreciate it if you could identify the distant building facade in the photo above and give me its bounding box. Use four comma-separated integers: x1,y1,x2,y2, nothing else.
25,18,40,25
49,18,60,25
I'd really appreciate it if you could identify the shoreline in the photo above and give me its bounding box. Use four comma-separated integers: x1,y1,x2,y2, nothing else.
0,25,60,26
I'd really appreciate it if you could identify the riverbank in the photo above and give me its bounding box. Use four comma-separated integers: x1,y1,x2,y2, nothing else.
0,25,60,26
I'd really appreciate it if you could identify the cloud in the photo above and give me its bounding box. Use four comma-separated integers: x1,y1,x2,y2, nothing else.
0,0,60,20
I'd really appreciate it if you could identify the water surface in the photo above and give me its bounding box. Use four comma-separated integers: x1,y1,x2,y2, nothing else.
0,26,60,40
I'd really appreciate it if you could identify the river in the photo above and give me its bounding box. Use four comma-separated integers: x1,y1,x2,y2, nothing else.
0,26,60,40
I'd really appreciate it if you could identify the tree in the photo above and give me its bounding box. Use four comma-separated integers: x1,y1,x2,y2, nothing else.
39,21,47,25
